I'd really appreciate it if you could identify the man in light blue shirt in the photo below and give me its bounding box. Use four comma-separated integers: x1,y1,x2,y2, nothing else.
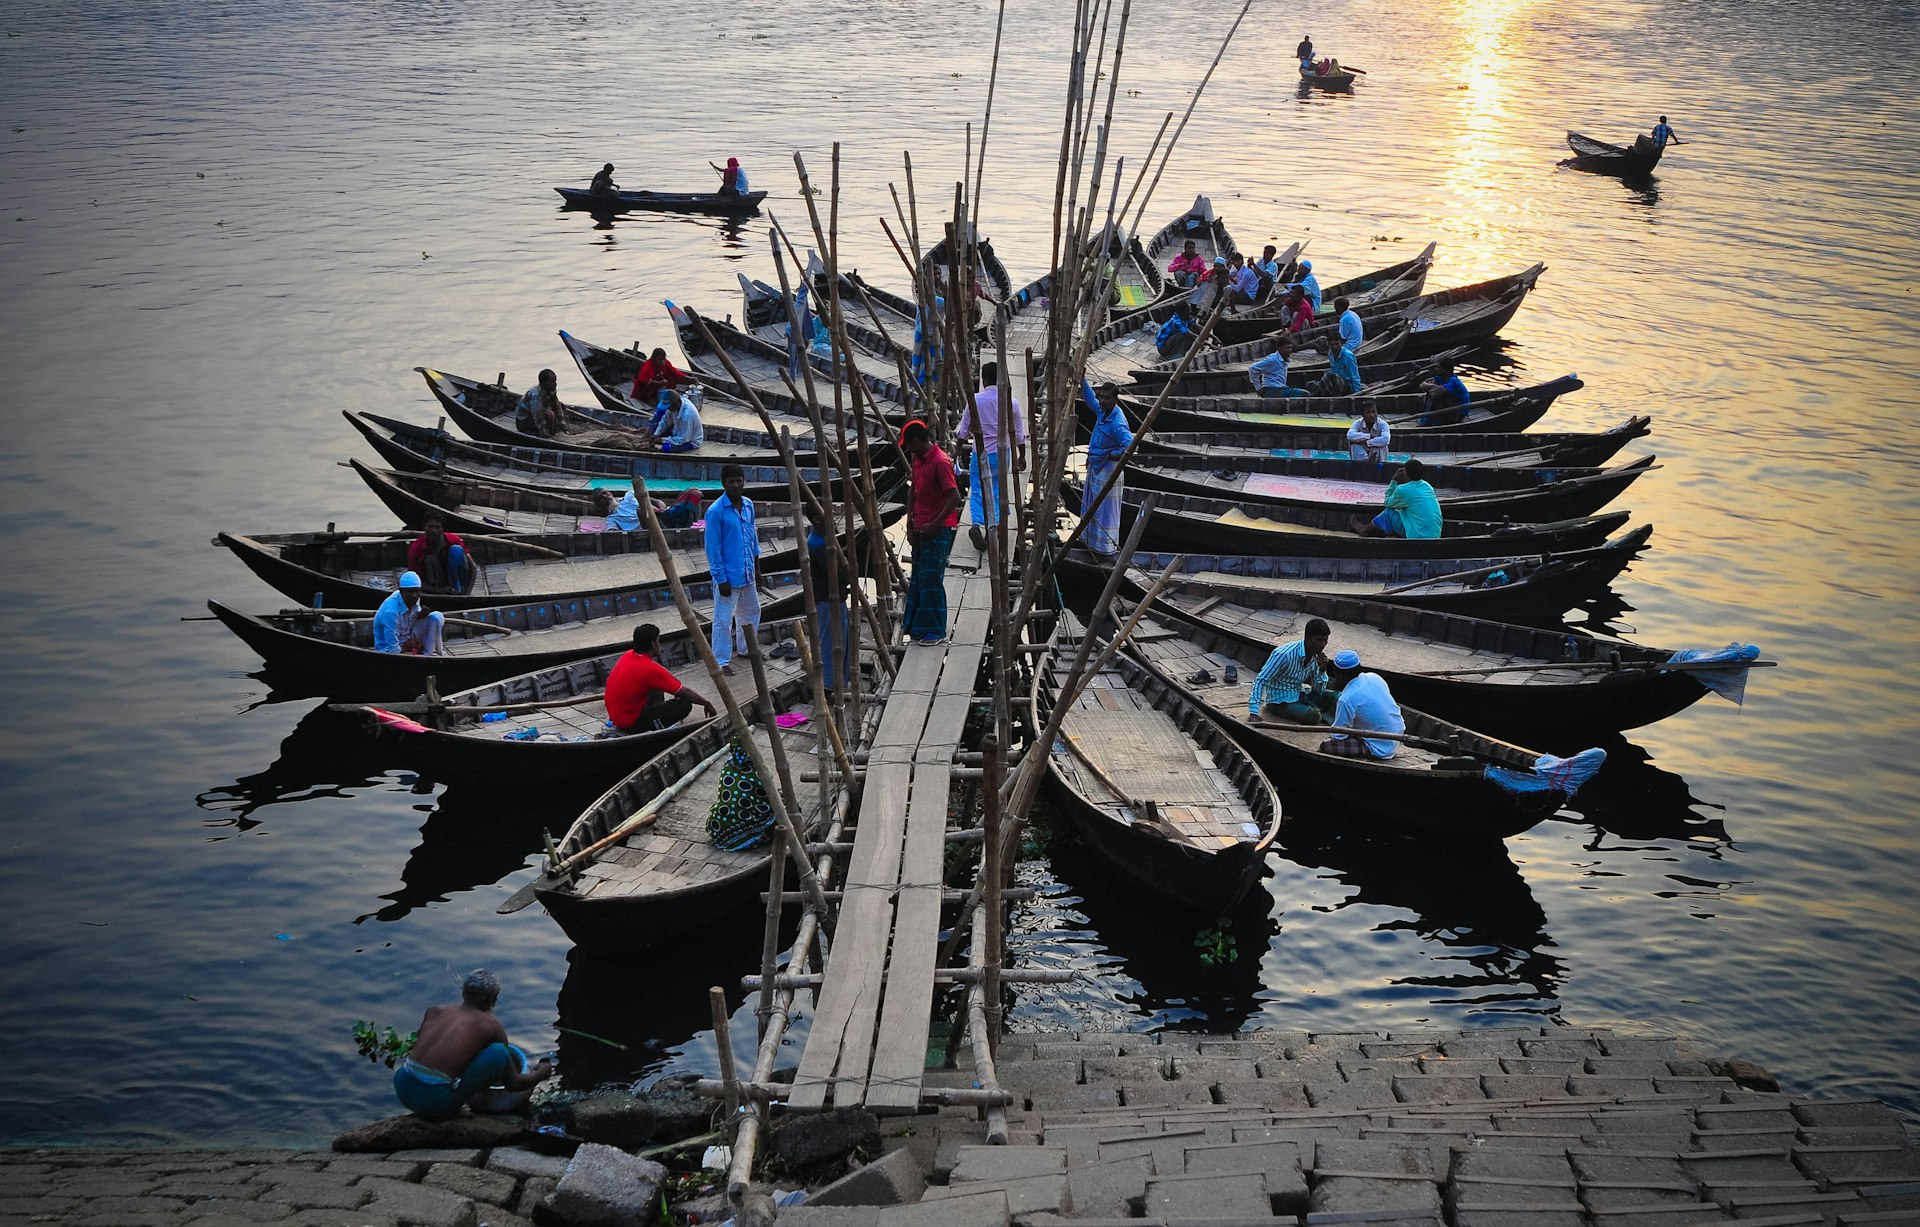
1319,650,1405,759
1335,295,1364,350
1227,254,1261,308
655,390,703,453
1650,115,1681,150
1247,338,1305,399
704,464,760,674
1247,618,1335,725
1307,332,1362,397
1354,458,1443,540
372,571,445,656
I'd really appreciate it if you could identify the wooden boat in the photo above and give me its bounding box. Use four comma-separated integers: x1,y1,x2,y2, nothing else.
1124,575,1756,741
420,363,807,464
1035,616,1283,915
739,273,900,362
1204,244,1436,343
346,411,853,501
1123,454,1657,523
670,303,918,425
333,622,813,789
1120,194,1240,318
1127,319,1414,392
1125,614,1597,841
917,227,1016,303
349,458,898,538
1142,415,1652,472
1299,60,1359,89
531,689,855,947
1075,483,1633,557
1127,373,1583,438
1055,524,1653,627
554,185,769,215
217,519,806,611
1213,261,1542,352
1561,131,1663,177
208,572,809,698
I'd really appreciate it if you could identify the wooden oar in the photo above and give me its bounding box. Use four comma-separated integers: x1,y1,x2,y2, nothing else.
1249,719,1465,757
452,532,567,560
496,741,733,914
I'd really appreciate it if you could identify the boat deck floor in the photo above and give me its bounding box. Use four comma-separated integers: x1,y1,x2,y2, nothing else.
1056,672,1254,849
452,652,811,744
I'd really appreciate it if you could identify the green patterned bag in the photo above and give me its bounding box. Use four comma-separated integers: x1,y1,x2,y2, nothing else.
706,736,776,851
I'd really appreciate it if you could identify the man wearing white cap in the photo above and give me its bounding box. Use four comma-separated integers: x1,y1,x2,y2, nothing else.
373,571,446,656
1293,260,1321,312
1320,649,1405,758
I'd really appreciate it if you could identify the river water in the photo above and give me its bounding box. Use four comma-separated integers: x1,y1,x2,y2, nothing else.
2,0,1916,1146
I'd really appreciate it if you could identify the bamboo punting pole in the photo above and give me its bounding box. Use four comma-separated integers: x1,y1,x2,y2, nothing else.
967,904,1011,1143
632,480,833,930
980,733,1006,1049
710,986,740,1118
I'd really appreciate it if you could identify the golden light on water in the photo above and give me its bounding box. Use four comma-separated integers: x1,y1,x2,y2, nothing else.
1441,0,1537,267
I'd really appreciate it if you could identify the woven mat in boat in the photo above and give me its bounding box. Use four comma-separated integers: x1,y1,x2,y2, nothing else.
1212,508,1345,536
1065,707,1221,803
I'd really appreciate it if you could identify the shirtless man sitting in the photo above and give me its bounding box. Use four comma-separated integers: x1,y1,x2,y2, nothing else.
392,970,552,1119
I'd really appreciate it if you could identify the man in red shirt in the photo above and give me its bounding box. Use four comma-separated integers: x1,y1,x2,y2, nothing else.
406,515,472,594
631,348,691,407
900,420,961,646
1282,285,1316,334
604,624,718,733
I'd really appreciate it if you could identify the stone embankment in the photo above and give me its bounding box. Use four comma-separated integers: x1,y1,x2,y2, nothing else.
4,1027,1916,1226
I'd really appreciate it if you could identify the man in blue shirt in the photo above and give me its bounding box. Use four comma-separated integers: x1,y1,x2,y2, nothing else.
1650,115,1681,150
1247,618,1336,725
705,464,760,675
1307,331,1361,397
1335,296,1364,351
1247,338,1305,399
1419,361,1472,425
372,571,445,656
654,389,703,453
1155,305,1196,361
1227,253,1261,308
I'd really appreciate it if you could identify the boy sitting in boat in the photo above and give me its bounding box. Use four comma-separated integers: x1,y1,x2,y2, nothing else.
589,163,618,197
515,369,563,439
407,515,472,595
393,970,552,1120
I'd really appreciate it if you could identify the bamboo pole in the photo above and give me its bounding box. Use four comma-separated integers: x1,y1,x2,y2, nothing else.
710,986,740,1118
967,904,1011,1143
972,0,1009,214
631,480,833,928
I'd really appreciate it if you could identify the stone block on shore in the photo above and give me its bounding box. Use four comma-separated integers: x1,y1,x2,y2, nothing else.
488,1147,572,1181
357,1174,480,1227
1143,1170,1270,1219
548,1143,664,1227
1064,1155,1152,1218
809,1148,928,1208
774,1108,883,1170
425,1161,520,1205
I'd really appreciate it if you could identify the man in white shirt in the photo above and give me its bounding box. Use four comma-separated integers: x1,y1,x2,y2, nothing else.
1346,404,1391,462
956,361,1027,550
1319,649,1406,759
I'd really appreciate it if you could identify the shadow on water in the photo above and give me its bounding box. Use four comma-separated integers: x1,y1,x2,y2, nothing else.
1278,817,1564,1014
353,783,592,925
1034,818,1278,1032
568,206,755,254
552,907,771,1091
195,703,391,834
1561,735,1728,846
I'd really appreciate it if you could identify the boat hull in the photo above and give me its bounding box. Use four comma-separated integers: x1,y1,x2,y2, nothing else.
555,186,768,214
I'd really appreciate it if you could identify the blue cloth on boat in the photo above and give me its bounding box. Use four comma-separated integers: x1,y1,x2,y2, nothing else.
1484,748,1608,797
393,1043,527,1120
1667,642,1762,704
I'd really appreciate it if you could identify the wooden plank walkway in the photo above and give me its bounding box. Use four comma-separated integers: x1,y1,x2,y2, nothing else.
788,531,992,1112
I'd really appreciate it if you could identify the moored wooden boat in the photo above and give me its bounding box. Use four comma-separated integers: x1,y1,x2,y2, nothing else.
1124,374,1584,438
1214,261,1542,352
1056,523,1652,626
1204,244,1436,341
208,572,808,697
1125,614,1603,841
1141,414,1651,471
670,303,918,425
1077,483,1633,558
1124,453,1657,523
1035,616,1282,915
1127,319,1414,392
350,458,900,538
1123,574,1758,740
332,622,812,789
216,519,805,610
421,362,805,464
1561,131,1664,177
555,185,769,215
531,687,851,948
346,411,847,500
740,273,899,361
1121,194,1240,317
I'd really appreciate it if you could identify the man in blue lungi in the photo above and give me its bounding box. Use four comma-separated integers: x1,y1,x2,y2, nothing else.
1081,381,1134,557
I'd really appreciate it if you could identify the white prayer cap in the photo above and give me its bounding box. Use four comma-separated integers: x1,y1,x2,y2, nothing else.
1332,649,1361,669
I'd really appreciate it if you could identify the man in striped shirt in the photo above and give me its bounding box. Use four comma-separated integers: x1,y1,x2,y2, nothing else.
1247,618,1336,725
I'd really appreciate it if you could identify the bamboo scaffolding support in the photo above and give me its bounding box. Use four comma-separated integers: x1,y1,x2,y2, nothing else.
740,967,1074,990
695,1080,1015,1108
968,903,1011,1143
710,986,741,1118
